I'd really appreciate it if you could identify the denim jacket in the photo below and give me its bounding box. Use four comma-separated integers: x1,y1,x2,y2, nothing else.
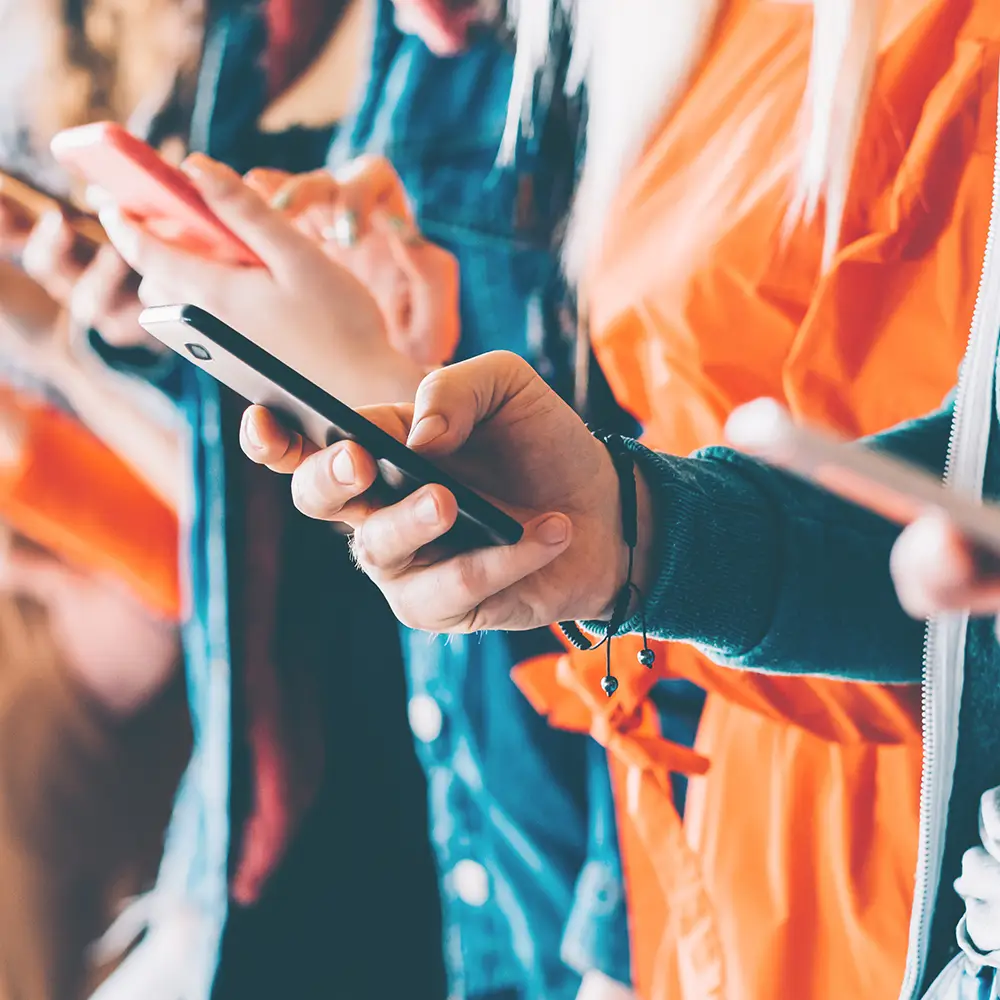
87,6,332,998
329,5,631,997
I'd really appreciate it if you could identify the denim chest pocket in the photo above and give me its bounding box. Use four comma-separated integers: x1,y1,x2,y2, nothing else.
392,149,567,360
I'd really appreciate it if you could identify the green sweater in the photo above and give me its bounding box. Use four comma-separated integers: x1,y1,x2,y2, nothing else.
628,398,1000,990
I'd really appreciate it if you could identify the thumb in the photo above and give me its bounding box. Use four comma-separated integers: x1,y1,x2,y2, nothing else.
405,351,539,456
180,154,314,273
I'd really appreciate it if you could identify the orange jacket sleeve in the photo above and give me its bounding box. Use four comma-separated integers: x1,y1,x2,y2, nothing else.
0,397,181,620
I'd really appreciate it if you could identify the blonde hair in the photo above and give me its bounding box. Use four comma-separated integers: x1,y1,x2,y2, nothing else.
503,0,887,278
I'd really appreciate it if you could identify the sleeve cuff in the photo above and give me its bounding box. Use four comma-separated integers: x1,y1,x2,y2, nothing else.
582,438,777,656
86,328,181,390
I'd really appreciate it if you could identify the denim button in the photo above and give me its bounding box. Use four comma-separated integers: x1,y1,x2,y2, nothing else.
409,693,444,742
453,859,491,907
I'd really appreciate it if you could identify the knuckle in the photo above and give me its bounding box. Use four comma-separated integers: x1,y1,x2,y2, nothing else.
453,556,486,602
290,468,330,520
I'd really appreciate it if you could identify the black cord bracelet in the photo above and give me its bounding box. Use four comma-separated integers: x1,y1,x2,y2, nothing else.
558,432,655,697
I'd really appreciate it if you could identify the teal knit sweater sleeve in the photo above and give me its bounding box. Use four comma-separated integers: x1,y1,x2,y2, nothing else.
616,402,955,684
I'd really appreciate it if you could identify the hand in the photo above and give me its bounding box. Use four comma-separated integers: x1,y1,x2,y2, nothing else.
253,160,460,368
238,351,649,632
99,154,422,407
954,787,1000,957
0,197,36,257
19,210,152,350
0,536,179,716
890,513,1000,623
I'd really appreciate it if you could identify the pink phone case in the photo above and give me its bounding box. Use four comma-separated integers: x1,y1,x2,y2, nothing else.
50,122,262,267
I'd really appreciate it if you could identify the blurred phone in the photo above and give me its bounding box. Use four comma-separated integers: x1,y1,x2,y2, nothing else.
0,171,107,246
726,398,1000,555
50,122,262,267
139,304,524,551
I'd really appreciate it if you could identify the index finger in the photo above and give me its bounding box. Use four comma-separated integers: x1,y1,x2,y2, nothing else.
243,168,292,202
240,405,320,473
332,157,413,227
98,205,240,312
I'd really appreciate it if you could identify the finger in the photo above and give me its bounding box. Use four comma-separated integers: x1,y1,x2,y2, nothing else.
891,514,1000,617
353,484,460,573
180,154,315,275
370,210,424,265
289,439,380,522
269,170,341,215
404,351,540,455
956,846,1000,902
240,405,320,473
22,211,83,303
332,156,413,227
100,206,240,311
382,512,571,631
243,168,292,202
372,212,460,366
68,243,133,330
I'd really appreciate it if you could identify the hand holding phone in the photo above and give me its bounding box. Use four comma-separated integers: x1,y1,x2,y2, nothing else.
230,349,627,639
725,398,1000,556
50,123,261,266
0,171,107,249
139,304,522,550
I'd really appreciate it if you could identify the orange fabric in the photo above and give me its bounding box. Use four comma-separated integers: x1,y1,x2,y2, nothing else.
0,391,180,620
514,1,1000,998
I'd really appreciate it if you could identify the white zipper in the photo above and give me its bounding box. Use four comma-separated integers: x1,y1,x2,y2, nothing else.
900,68,1000,1000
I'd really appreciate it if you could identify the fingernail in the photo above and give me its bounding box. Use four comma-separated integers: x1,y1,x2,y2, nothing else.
407,414,448,449
182,154,233,194
331,447,355,485
415,492,440,525
242,414,262,452
535,515,569,546
270,188,293,210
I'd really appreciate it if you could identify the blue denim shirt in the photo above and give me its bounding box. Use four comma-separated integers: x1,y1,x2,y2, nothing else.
89,7,332,997
329,6,631,997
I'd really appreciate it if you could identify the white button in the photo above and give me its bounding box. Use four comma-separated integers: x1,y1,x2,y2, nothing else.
408,694,443,743
453,859,490,907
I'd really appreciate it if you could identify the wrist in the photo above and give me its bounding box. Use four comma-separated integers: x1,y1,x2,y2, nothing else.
582,439,654,625
632,464,654,598
44,338,84,396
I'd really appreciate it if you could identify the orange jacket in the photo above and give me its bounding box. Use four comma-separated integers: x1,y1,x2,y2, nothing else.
0,390,181,620
515,1,998,997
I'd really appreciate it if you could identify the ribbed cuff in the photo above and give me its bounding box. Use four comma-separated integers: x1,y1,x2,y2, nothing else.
584,440,778,657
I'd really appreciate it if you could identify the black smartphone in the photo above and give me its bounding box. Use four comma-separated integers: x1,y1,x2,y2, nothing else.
138,304,524,549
